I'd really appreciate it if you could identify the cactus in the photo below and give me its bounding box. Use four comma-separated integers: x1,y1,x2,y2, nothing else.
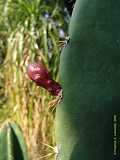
55,0,120,159
0,121,28,160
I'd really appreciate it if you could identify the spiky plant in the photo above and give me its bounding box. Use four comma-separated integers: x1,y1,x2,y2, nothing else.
0,120,28,160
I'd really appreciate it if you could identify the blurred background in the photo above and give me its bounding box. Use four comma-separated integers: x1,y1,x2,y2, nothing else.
0,0,75,159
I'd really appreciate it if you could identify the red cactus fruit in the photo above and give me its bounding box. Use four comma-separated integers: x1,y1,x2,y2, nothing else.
27,62,62,96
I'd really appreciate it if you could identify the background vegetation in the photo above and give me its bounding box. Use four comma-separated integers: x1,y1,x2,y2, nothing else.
0,0,71,159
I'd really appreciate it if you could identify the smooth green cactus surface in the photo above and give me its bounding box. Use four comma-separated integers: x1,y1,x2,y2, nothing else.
56,0,120,159
0,121,28,160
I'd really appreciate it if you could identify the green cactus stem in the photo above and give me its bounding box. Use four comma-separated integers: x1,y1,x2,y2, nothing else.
55,0,120,159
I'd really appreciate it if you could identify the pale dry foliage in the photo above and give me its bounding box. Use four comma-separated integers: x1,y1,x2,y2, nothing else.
3,29,57,160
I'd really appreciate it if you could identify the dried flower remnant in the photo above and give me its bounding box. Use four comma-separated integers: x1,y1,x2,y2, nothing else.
59,36,70,48
27,62,62,96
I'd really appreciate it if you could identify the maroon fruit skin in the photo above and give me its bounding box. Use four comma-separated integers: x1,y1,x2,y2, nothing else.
27,62,62,96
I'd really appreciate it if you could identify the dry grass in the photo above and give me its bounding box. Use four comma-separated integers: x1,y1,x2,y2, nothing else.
2,30,58,159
